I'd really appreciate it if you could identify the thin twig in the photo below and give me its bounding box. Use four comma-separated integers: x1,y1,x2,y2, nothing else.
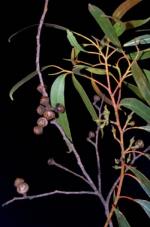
131,145,150,164
36,0,49,97
106,146,150,205
48,158,92,187
2,190,97,207
106,178,120,205
95,98,104,192
51,121,99,194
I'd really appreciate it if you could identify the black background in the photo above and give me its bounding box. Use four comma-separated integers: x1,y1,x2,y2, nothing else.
0,0,150,226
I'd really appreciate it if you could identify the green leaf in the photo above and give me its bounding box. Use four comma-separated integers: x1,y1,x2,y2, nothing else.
135,199,150,218
8,23,69,42
73,64,106,75
124,81,144,100
128,48,150,60
86,67,106,75
137,125,150,132
72,65,111,105
144,69,150,84
124,34,150,47
114,17,150,37
67,30,85,52
126,17,150,29
88,4,121,47
145,154,150,160
131,61,150,105
120,98,150,122
115,208,131,227
114,21,126,37
50,74,72,141
9,66,51,101
72,75,98,122
129,167,150,197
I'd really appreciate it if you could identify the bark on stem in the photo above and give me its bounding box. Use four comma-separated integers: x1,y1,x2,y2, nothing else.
36,0,49,97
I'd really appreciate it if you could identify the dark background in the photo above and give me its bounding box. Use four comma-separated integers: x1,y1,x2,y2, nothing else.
0,0,150,226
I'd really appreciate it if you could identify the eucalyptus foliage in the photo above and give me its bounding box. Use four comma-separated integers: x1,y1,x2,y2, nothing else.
8,0,150,226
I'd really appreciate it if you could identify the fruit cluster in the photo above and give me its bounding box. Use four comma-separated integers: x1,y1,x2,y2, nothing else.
14,178,29,196
33,84,65,135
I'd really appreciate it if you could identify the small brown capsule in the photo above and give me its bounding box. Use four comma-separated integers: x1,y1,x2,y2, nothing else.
93,95,100,102
135,139,144,149
37,84,46,94
36,105,46,115
88,131,95,139
129,121,135,126
47,158,55,166
55,103,65,113
33,125,43,135
37,117,48,127
40,96,49,107
44,104,52,111
14,178,25,188
43,110,56,120
16,182,29,195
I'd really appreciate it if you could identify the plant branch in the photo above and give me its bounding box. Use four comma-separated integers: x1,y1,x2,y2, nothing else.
47,158,92,187
94,98,104,192
105,146,150,212
36,0,49,97
103,46,126,227
131,146,150,164
2,190,97,207
51,121,99,194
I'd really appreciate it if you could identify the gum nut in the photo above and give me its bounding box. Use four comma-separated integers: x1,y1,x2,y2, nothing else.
36,105,45,115
33,125,43,135
135,139,144,149
88,131,95,138
14,178,25,187
17,182,29,195
43,110,56,120
47,158,55,165
93,95,100,102
40,96,49,106
37,117,48,127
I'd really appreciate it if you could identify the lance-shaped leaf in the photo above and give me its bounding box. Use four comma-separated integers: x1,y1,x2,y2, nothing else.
114,17,150,37
73,64,106,75
124,34,150,47
113,21,126,37
112,0,142,19
50,74,72,141
9,66,51,101
135,199,150,218
8,23,69,42
134,124,150,132
88,4,121,47
73,66,112,106
131,61,150,105
67,30,85,52
72,75,98,122
91,79,112,106
120,98,150,122
71,47,80,61
124,82,144,100
85,67,106,75
128,48,150,60
144,69,150,84
129,167,150,198
115,208,131,227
